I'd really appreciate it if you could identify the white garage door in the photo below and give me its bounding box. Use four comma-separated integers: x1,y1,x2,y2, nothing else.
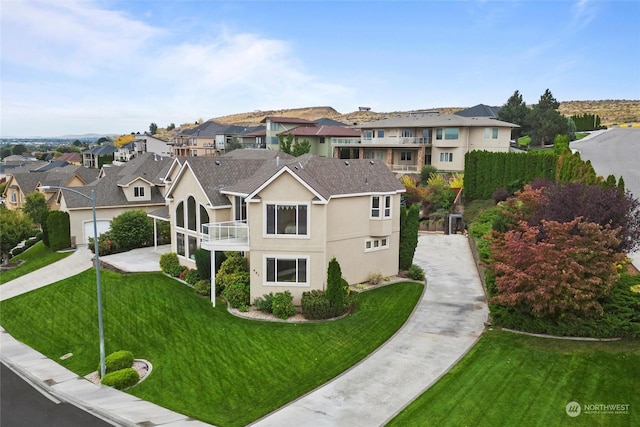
83,220,111,244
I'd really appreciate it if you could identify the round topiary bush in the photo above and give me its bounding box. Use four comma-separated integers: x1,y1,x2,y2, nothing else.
159,252,180,275
194,279,211,296
103,350,134,375
101,368,140,390
272,291,296,319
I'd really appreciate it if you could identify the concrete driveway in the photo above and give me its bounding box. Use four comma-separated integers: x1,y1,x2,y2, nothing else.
252,234,488,426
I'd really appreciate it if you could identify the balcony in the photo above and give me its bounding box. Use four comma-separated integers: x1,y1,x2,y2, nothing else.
201,221,249,251
390,164,419,173
359,136,432,146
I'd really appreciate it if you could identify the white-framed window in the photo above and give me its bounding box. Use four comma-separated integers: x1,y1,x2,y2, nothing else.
10,193,17,203
440,152,453,162
176,232,185,256
134,186,145,198
400,151,412,161
270,136,279,145
269,122,279,131
436,128,460,140
193,150,198,156
401,129,413,138
377,130,385,138
363,130,373,141
371,195,391,219
265,256,309,285
484,127,499,139
365,237,389,252
265,203,309,236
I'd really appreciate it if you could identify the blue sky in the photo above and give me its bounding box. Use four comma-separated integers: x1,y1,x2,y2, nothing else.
1,0,638,137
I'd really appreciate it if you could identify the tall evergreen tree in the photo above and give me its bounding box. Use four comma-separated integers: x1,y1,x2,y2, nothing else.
498,90,531,140
526,89,568,147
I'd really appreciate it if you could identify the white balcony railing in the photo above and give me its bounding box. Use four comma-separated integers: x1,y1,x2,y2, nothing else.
360,136,432,145
201,221,249,249
391,164,419,173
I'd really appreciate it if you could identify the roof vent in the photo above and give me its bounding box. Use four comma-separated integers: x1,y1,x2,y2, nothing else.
215,160,221,165
344,161,350,166
369,160,374,165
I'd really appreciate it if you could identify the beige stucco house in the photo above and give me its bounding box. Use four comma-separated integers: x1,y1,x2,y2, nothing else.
163,149,405,305
335,112,518,173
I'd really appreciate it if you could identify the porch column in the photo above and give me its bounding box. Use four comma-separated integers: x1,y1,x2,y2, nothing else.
210,250,216,307
153,218,158,251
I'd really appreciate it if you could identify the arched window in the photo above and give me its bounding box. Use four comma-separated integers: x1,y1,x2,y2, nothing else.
200,204,210,229
187,196,197,231
176,201,184,228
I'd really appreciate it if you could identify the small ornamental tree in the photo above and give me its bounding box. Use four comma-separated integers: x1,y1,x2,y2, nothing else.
110,210,153,250
292,139,311,157
489,217,625,320
0,206,32,264
22,192,49,229
215,252,248,294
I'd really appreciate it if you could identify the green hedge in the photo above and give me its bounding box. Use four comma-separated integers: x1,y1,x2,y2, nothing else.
46,211,71,251
101,368,140,390
272,291,296,319
464,151,557,201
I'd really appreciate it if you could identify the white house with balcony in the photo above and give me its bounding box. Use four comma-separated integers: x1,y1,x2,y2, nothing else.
333,112,518,173
162,149,405,305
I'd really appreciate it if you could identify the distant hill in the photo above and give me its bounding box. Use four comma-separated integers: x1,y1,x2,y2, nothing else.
155,100,640,140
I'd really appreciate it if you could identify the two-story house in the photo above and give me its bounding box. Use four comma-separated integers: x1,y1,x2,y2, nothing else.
334,112,518,173
163,149,405,305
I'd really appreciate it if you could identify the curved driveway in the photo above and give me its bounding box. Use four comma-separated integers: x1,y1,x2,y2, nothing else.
252,234,488,426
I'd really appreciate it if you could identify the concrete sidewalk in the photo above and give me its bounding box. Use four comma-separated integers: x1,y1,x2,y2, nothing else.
251,234,488,426
1,236,488,426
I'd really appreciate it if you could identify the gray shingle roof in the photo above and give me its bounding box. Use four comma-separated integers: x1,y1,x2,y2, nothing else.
455,104,501,118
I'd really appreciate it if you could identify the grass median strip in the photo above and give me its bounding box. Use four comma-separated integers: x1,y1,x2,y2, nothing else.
0,269,423,426
388,328,639,427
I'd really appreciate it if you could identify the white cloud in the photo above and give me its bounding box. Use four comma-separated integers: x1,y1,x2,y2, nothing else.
1,0,160,76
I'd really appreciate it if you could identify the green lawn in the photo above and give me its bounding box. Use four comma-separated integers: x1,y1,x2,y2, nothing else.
389,328,639,427
0,242,73,285
0,270,423,427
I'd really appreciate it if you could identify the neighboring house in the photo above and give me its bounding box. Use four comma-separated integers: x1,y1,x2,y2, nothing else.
163,149,405,304
261,116,316,149
1,164,99,211
56,152,82,165
83,144,118,168
334,112,518,173
135,133,173,158
115,140,137,162
171,121,228,157
51,152,172,245
274,124,360,157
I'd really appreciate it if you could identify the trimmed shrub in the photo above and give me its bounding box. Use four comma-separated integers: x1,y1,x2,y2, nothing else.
160,252,183,277
34,231,43,241
11,247,24,256
100,368,140,390
408,264,425,281
89,231,119,256
184,269,201,286
46,210,71,251
194,279,211,296
253,293,275,313
367,272,385,285
301,290,333,320
109,210,153,250
223,281,250,309
326,258,348,313
272,291,296,320
215,252,248,294
103,350,134,375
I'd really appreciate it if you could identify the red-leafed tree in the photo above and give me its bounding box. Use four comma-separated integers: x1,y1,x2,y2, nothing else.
489,217,625,320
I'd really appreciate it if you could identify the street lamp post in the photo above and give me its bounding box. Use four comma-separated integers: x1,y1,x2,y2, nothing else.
41,186,106,378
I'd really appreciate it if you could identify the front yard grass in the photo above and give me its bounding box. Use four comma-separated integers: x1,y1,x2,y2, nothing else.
0,242,73,285
389,328,639,427
0,270,423,427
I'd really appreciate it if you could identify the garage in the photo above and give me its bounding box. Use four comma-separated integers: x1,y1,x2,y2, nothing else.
83,220,111,244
